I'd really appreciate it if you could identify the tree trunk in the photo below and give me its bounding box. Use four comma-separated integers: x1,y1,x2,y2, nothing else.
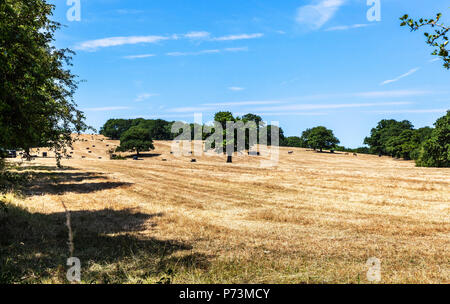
25,148,31,161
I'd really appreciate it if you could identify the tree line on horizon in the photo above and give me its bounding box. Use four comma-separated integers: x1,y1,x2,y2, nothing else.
0,1,449,169
100,110,450,168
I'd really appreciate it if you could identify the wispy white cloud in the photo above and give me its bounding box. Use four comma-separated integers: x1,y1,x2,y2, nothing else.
255,102,412,112
167,47,248,57
325,23,370,31
212,33,264,41
228,87,245,92
203,100,282,107
296,0,346,30
352,89,429,98
367,109,447,114
164,89,437,114
273,90,430,100
167,106,214,113
76,35,170,51
135,93,158,102
84,106,131,112
124,54,156,59
224,47,249,52
184,31,211,39
381,68,420,85
141,114,196,119
77,31,262,51
244,112,328,117
167,49,220,56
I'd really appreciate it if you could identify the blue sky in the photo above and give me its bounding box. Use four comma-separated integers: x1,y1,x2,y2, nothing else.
50,0,449,147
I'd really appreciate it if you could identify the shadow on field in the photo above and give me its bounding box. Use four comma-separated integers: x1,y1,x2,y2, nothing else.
126,153,162,159
7,165,132,196
1,165,212,283
27,180,132,195
12,165,77,172
0,205,210,284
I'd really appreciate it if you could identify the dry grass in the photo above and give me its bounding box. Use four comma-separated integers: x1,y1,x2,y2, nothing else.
1,134,449,284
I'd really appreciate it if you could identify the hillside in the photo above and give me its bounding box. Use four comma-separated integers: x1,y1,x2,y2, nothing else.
3,134,449,283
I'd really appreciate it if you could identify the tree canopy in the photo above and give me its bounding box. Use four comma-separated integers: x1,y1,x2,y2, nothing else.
0,0,88,165
300,126,340,152
282,136,305,148
401,13,449,69
100,118,176,141
364,120,414,155
416,111,450,167
116,127,155,156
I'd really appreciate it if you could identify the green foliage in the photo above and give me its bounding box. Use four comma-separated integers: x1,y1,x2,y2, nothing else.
364,120,436,161
282,136,306,148
301,126,340,152
0,0,88,164
241,113,262,126
400,13,449,69
109,154,127,160
211,112,235,154
416,111,450,167
100,119,134,140
364,120,414,155
261,124,285,146
116,127,155,156
100,118,176,141
0,149,5,171
385,129,417,159
214,111,236,129
136,119,174,140
353,147,370,154
334,146,371,154
299,128,313,148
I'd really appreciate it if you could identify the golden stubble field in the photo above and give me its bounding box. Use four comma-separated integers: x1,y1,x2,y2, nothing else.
6,134,450,283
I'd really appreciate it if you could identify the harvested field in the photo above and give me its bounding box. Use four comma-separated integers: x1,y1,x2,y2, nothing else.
2,135,449,283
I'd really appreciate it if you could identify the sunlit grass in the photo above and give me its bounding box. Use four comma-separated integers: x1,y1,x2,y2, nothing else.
1,134,449,284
